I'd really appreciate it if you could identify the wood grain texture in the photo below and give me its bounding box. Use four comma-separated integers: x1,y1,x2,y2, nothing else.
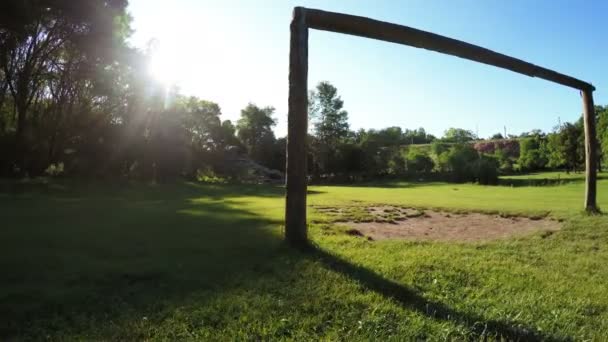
304,8,594,91
582,90,598,212
285,7,309,246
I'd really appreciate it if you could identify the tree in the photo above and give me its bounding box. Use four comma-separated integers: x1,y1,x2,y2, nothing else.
442,144,498,184
309,81,349,144
375,126,403,146
494,140,519,172
442,128,476,143
446,144,479,182
0,0,130,174
517,136,548,171
404,127,435,144
236,103,277,165
520,129,545,138
216,120,241,150
309,81,349,176
596,105,608,171
558,122,584,172
181,97,223,151
354,129,390,177
545,132,565,169
476,155,499,185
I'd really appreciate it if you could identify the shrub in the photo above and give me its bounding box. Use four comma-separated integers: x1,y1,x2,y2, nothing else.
388,152,406,174
476,155,499,185
406,150,434,173
431,141,451,156
434,151,450,172
518,137,547,171
196,167,227,183
495,139,520,158
336,143,364,175
495,148,514,173
44,162,65,177
444,145,499,184
447,144,478,182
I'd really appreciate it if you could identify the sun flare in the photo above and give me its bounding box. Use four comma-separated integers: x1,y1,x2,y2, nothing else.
149,51,179,85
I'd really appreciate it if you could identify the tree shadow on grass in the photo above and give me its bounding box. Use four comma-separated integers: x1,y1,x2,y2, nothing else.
306,245,569,341
0,182,287,338
0,181,570,340
0,180,327,201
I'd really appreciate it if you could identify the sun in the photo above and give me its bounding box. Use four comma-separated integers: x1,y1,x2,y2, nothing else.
147,40,190,87
149,51,178,85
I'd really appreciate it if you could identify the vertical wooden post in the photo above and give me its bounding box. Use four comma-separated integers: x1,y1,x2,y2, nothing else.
582,89,598,212
285,7,309,246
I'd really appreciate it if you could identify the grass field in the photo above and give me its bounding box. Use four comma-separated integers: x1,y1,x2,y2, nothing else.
2,174,608,340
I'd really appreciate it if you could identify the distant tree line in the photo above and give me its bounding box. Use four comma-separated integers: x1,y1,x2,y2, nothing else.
1,1,606,184
306,81,608,184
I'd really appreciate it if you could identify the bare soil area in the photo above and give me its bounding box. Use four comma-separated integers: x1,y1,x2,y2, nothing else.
341,206,560,242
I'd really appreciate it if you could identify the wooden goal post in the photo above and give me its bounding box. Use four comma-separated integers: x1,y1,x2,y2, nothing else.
286,7,597,246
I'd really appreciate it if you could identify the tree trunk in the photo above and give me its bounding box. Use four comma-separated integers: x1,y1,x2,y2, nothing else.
285,7,309,247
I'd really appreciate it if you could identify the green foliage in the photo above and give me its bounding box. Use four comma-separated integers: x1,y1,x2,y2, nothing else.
539,122,585,172
494,147,514,172
309,82,350,177
517,136,548,171
596,105,608,168
559,122,585,171
435,151,451,172
309,81,350,146
236,103,277,165
44,162,64,177
544,132,566,169
195,166,227,183
442,128,477,143
403,127,435,144
0,0,131,174
352,130,402,178
429,142,451,172
387,150,406,175
335,142,364,175
476,154,499,185
406,150,434,173
446,144,479,182
433,144,500,184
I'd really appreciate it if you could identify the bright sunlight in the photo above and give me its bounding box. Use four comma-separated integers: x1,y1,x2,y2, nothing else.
148,48,184,85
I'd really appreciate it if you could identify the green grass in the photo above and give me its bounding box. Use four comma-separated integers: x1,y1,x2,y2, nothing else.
2,177,608,340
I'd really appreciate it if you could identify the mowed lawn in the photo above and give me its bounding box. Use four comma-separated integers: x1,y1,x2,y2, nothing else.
2,175,608,340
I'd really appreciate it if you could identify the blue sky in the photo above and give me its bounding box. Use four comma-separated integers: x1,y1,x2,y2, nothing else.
127,0,607,138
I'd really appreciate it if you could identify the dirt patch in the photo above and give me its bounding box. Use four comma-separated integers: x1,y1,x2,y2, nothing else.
340,206,560,242
366,206,425,220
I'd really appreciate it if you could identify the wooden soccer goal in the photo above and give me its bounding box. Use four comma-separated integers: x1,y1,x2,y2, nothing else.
285,7,597,246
